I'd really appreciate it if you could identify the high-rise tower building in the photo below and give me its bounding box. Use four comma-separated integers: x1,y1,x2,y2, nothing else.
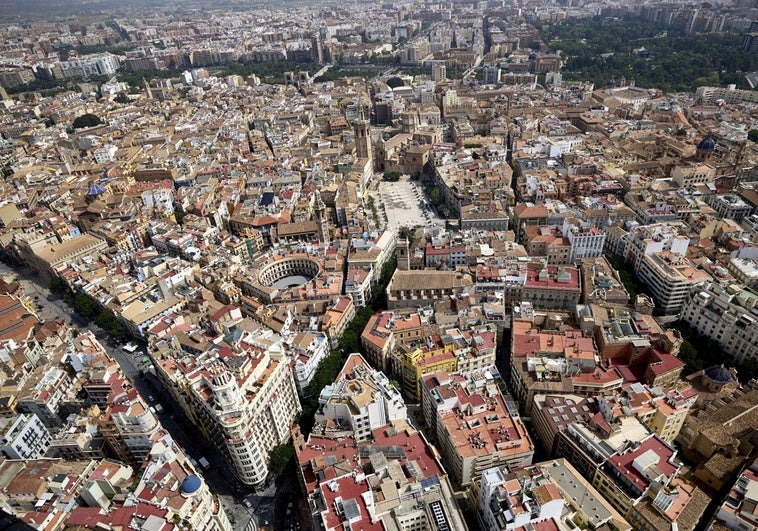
313,189,329,244
353,108,373,162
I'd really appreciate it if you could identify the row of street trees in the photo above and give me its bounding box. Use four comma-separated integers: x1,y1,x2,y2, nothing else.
270,256,398,477
49,277,127,341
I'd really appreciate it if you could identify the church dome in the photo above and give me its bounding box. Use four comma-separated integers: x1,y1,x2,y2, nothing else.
697,136,716,152
86,182,107,196
181,475,202,495
704,365,732,384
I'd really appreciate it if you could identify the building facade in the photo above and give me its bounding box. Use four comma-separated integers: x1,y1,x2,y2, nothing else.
680,282,758,363
0,413,51,460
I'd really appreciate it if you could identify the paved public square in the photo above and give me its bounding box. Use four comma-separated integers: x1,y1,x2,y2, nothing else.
370,174,443,232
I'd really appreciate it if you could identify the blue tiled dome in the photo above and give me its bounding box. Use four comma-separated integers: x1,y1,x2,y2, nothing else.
86,183,106,196
697,136,716,152
181,475,202,495
704,365,732,384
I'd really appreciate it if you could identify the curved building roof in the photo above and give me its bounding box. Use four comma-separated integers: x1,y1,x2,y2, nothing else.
697,136,716,152
181,475,202,495
704,365,732,384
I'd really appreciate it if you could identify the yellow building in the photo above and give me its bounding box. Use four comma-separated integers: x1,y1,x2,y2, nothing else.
399,339,457,400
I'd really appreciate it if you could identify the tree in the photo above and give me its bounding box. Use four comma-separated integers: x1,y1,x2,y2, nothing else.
428,187,443,207
386,77,404,89
268,444,295,477
49,276,66,295
748,129,758,142
72,113,102,129
678,340,703,375
73,294,98,318
398,226,416,241
383,171,402,182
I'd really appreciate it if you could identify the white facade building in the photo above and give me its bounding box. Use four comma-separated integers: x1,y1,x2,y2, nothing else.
314,353,406,442
60,53,120,78
563,218,605,263
727,257,758,289
478,464,565,530
158,334,301,486
619,222,690,274
105,390,162,465
0,413,51,460
680,282,758,363
94,144,118,163
637,251,711,314
290,331,330,391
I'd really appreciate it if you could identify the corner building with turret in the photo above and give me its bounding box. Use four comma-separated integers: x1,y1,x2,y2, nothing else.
151,333,301,485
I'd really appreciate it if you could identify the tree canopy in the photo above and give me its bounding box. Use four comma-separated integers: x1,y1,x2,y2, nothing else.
543,16,758,92
268,444,295,477
72,113,102,129
386,76,404,88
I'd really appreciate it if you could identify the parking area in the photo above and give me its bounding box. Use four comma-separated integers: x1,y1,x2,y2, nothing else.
371,175,443,231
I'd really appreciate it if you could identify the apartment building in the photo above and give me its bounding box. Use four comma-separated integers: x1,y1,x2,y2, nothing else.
705,193,754,220
49,407,106,460
477,459,631,531
637,251,710,314
726,257,758,289
627,476,710,531
347,230,396,279
360,311,423,374
563,217,606,263
671,163,716,188
314,353,406,442
293,419,466,531
17,365,74,428
100,389,161,467
134,434,232,531
509,319,603,414
424,370,533,486
477,464,563,530
153,336,301,486
59,53,120,78
613,383,697,443
680,282,758,363
618,222,690,273
711,457,758,530
344,268,372,308
393,324,497,400
17,234,108,279
553,414,652,483
592,434,680,517
521,265,582,311
580,256,631,305
289,331,330,392
0,413,51,460
531,394,598,455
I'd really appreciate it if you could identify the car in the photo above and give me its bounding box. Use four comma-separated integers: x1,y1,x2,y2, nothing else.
148,395,155,403
243,499,253,508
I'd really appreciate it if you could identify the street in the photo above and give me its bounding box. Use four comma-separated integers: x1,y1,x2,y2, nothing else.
0,261,266,530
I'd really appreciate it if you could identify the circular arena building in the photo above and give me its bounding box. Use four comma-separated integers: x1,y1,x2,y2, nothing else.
258,255,321,289
241,251,344,304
